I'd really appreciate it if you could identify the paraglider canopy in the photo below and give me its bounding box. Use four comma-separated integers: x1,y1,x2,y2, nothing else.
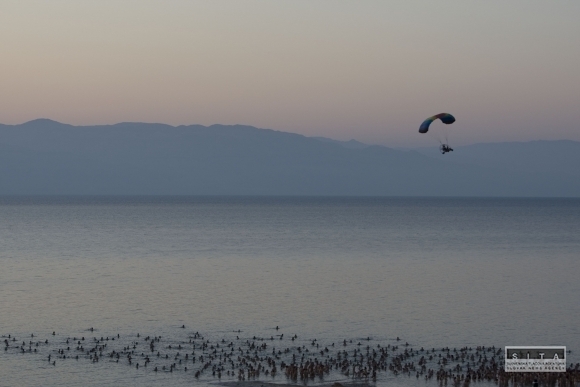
418,113,455,134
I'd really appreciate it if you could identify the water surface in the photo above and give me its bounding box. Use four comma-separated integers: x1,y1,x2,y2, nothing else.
1,197,579,386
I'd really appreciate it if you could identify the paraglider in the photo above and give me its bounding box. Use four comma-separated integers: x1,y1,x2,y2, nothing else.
418,113,456,154
439,144,453,154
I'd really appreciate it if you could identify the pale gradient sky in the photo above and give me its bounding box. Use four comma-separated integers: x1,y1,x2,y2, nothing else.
1,1,579,147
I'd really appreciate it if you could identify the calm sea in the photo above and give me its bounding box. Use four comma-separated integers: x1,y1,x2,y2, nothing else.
1,197,579,387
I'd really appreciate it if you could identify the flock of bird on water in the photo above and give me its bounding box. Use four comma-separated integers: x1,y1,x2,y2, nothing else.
3,326,579,387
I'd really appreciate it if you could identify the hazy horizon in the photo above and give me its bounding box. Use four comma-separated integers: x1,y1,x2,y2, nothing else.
5,117,580,150
1,1,579,147
2,119,580,197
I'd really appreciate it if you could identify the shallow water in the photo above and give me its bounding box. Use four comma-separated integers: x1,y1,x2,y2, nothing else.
1,197,579,386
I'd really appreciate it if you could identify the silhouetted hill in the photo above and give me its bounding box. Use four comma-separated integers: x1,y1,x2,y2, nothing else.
415,140,580,196
1,120,578,196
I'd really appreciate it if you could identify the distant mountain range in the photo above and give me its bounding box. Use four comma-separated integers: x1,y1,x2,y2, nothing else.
1,119,579,196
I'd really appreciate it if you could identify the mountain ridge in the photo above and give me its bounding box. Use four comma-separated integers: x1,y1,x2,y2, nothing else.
1,120,578,196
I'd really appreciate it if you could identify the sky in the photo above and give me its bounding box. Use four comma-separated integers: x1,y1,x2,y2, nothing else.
1,1,579,147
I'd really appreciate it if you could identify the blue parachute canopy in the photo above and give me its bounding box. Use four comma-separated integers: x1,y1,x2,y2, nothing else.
419,113,456,134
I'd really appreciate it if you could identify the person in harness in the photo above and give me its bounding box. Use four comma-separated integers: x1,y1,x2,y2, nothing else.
440,144,453,154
